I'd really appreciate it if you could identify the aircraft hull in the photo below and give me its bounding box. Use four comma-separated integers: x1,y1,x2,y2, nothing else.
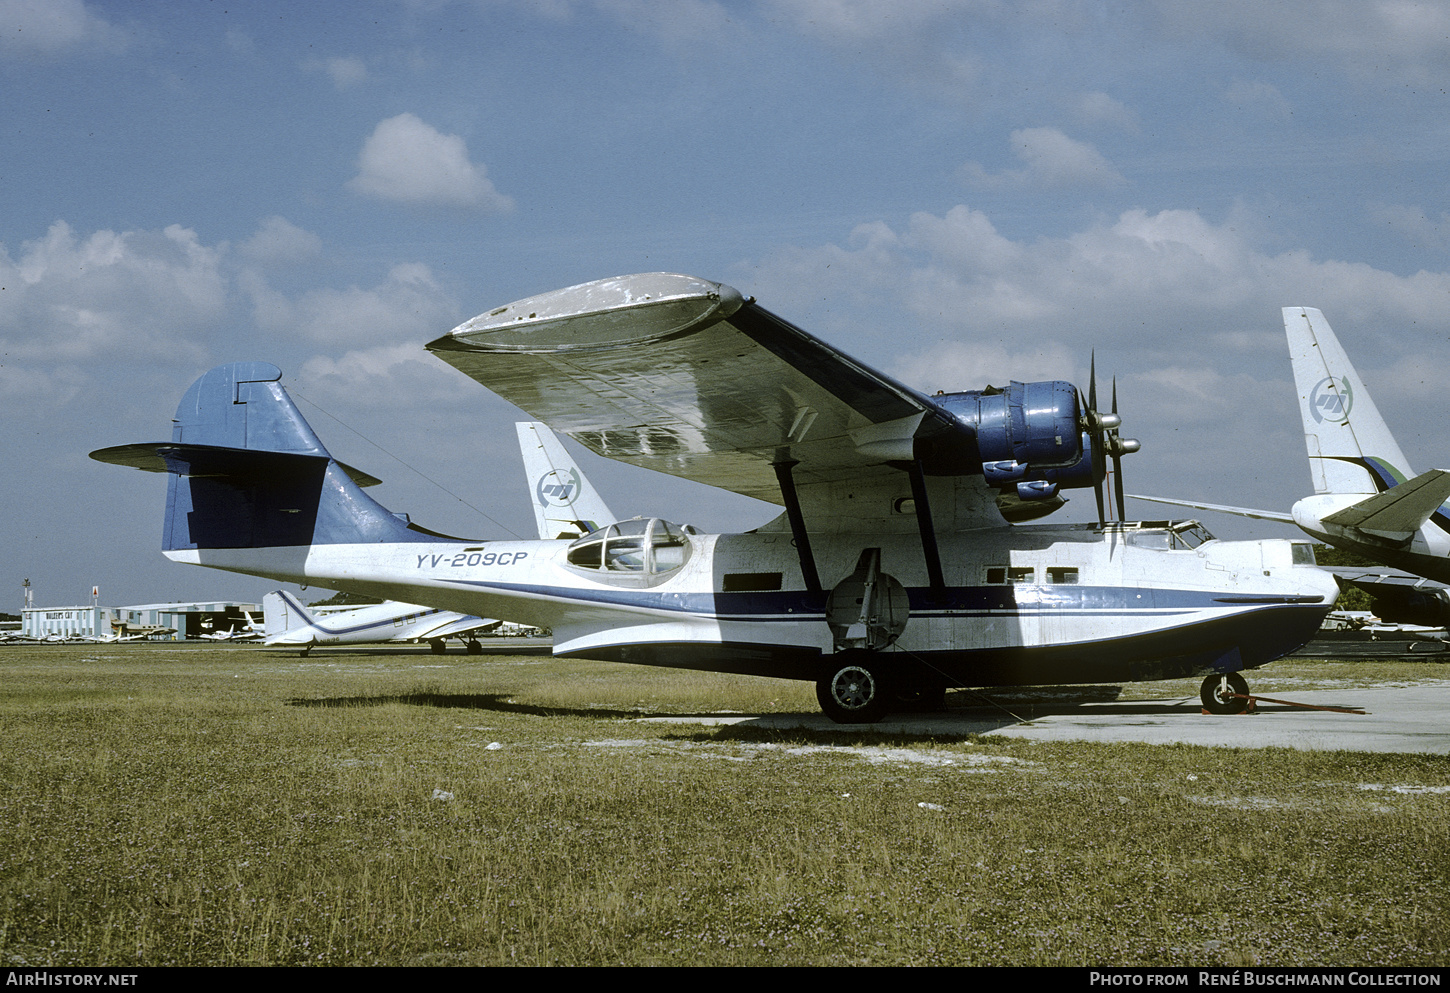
167,523,1337,688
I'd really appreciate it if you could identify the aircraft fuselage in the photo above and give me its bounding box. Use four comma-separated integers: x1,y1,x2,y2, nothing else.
168,520,1336,688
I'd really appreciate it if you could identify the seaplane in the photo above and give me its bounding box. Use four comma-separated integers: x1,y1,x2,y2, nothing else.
92,273,1338,721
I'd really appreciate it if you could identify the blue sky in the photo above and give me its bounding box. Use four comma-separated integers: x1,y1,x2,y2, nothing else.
5,0,1450,609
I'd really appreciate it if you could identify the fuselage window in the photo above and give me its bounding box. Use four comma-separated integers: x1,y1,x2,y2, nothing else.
1047,567,1079,584
985,566,1035,584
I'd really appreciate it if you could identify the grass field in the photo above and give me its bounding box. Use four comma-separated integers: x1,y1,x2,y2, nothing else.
0,643,1446,967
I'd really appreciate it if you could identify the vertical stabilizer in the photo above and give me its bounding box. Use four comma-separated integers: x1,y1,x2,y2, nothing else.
263,590,314,642
92,363,431,553
516,422,617,539
1285,307,1413,495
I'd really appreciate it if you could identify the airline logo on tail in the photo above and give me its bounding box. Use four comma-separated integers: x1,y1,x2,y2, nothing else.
536,468,582,508
1309,376,1353,424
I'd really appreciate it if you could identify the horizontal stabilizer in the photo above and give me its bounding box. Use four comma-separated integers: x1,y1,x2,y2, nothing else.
1321,469,1450,535
1127,493,1294,524
90,362,431,551
90,442,382,488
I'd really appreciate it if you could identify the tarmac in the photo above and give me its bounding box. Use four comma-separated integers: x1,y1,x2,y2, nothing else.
645,684,1450,754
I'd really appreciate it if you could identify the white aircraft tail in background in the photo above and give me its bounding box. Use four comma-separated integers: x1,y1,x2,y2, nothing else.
516,421,616,539
1133,307,1450,624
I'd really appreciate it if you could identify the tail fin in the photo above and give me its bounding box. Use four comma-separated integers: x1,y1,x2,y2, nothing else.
516,421,616,539
263,590,314,642
1285,308,1413,495
92,363,432,553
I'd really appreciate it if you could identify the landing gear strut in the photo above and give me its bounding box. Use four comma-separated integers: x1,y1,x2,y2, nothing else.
1201,672,1251,715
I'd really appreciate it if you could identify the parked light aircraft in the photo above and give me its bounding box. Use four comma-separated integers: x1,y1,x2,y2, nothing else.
92,273,1339,721
198,612,261,641
1132,307,1450,627
262,590,502,655
86,630,165,643
258,422,617,654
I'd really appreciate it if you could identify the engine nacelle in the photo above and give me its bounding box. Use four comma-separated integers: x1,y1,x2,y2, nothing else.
935,380,1097,500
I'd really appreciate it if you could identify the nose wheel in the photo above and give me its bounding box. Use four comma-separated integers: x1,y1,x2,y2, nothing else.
1201,672,1251,714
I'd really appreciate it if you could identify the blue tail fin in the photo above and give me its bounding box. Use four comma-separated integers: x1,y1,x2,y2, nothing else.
94,362,433,551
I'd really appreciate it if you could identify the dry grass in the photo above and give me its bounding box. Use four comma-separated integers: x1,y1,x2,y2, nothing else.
0,644,1446,966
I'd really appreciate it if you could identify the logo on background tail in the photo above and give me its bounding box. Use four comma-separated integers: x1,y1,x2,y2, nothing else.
536,469,582,508
1309,376,1353,424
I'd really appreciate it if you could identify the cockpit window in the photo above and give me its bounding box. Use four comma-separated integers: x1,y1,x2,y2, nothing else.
566,518,693,580
1121,521,1216,550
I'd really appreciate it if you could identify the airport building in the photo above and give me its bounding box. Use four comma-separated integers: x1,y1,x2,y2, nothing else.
21,601,261,641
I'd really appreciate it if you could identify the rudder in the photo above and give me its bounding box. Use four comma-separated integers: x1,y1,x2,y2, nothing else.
1284,307,1413,495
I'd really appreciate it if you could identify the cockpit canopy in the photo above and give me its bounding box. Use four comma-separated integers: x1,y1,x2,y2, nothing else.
566,518,694,580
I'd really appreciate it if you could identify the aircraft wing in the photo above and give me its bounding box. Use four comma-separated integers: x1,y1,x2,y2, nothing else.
415,615,502,639
427,274,958,504
1320,469,1450,536
1127,493,1295,524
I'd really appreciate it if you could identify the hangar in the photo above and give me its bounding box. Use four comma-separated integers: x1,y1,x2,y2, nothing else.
21,601,260,641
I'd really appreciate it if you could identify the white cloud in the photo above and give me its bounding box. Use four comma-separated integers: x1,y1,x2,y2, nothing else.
1145,0,1450,85
1072,91,1140,132
959,128,1126,189
0,0,126,58
347,113,514,211
0,221,225,363
1223,78,1292,118
239,216,323,266
1369,203,1450,250
747,202,1450,389
303,55,367,89
248,261,459,347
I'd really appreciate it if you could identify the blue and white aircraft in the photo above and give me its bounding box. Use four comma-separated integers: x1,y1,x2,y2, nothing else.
92,273,1338,721
1133,307,1450,626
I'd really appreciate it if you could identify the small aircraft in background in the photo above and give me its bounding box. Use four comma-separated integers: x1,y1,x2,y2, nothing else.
93,273,1338,721
197,612,261,641
1133,307,1450,627
259,422,616,655
262,589,502,656
86,630,162,643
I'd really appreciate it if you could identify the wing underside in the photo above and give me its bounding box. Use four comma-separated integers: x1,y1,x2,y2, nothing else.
427,274,957,505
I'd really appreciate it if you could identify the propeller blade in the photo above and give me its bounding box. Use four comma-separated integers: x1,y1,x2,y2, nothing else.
1111,377,1126,522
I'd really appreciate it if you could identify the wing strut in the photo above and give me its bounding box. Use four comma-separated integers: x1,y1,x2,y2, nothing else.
907,460,946,600
772,459,822,593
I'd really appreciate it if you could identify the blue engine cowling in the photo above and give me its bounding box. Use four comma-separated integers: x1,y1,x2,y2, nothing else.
933,381,1102,501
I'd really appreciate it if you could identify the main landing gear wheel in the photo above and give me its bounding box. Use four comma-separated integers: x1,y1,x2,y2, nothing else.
816,658,891,724
429,639,447,655
466,640,483,655
1201,672,1251,715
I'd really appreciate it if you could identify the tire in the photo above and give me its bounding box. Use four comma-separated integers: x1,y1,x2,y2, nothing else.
466,640,483,655
816,657,891,724
429,640,447,654
1201,671,1251,714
